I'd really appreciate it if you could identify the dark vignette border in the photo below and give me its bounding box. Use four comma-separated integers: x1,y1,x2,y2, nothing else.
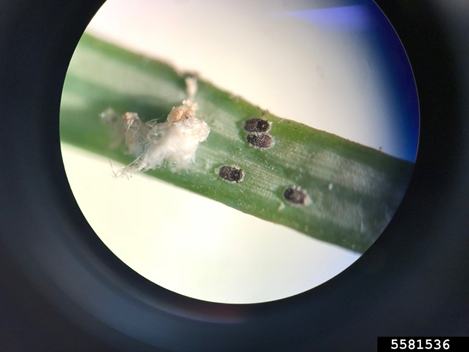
0,0,468,351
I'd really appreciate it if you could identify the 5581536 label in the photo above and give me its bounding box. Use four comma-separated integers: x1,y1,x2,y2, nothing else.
378,337,468,351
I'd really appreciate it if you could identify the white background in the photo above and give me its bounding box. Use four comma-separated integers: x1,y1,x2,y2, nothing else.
61,0,404,303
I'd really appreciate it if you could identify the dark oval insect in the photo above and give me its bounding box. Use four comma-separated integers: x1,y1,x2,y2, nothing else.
283,186,310,206
246,133,274,149
243,118,271,133
218,165,244,183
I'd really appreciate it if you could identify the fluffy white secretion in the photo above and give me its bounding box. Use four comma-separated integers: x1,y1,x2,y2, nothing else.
101,77,210,177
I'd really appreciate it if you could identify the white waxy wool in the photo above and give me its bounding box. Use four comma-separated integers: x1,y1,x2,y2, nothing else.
101,77,210,177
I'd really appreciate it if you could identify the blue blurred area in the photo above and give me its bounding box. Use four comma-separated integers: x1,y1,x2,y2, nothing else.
366,3,420,162
279,5,372,32
278,1,419,162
